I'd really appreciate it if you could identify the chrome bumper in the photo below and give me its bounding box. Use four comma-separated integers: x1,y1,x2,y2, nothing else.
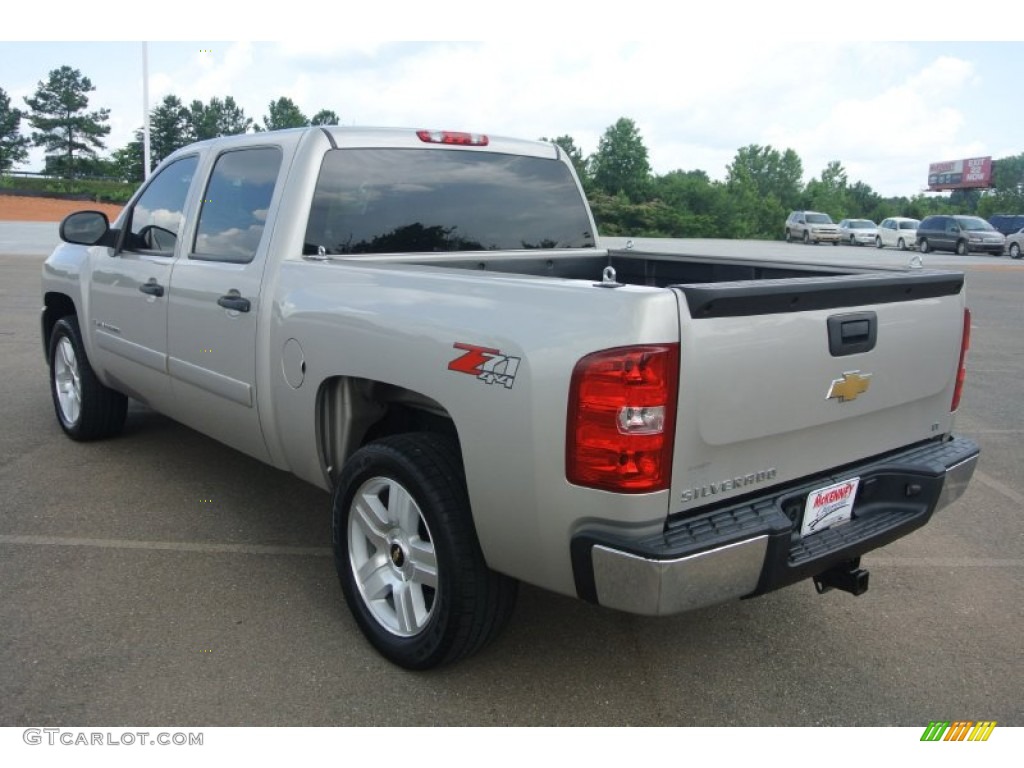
573,437,979,616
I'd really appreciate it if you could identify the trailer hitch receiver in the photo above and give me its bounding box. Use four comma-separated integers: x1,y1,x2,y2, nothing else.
813,558,869,596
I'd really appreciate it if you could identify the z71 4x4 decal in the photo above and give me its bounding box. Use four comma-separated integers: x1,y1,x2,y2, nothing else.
448,343,521,389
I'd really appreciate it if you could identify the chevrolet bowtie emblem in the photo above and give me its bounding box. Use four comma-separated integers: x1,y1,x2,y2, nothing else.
827,371,872,403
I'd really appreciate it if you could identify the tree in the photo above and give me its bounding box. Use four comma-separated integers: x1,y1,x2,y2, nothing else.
0,87,31,172
541,134,589,188
187,96,252,141
258,97,307,132
149,95,193,161
726,144,803,211
724,145,805,239
805,160,850,218
589,118,651,202
310,109,340,126
24,66,110,180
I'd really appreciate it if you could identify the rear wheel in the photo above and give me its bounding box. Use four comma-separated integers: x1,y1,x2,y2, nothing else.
332,433,517,669
1010,242,1021,259
956,239,968,256
48,315,127,440
919,239,930,254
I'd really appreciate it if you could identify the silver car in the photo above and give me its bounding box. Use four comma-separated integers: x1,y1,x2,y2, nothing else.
837,219,878,246
1005,226,1024,259
876,217,919,250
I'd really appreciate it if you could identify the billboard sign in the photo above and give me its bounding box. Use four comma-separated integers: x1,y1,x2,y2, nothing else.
927,157,993,190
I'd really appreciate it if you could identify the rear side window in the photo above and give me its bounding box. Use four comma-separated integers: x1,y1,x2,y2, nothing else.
304,148,594,255
192,147,282,263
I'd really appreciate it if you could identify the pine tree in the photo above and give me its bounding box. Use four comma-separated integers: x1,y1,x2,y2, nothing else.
24,66,110,180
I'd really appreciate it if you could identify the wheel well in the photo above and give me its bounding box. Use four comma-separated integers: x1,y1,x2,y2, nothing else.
42,293,77,354
316,376,459,487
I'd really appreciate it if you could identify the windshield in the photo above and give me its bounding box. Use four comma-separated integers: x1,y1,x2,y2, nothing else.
899,220,919,229
807,213,833,224
958,217,994,232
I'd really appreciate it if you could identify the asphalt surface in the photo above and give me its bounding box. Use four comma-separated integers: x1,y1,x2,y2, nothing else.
1,227,1021,726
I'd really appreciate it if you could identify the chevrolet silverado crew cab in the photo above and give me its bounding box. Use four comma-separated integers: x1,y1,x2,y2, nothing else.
42,126,979,669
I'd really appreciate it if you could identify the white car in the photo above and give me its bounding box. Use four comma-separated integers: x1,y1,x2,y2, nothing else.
837,219,878,246
876,217,920,250
1005,227,1024,259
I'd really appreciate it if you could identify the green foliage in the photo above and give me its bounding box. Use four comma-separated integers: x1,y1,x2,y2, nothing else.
0,173,135,203
187,96,252,141
589,118,651,202
541,135,589,189
24,66,111,180
258,97,307,132
0,87,31,172
310,109,340,126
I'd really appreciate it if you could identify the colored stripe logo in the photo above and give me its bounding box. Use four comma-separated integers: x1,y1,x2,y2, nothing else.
921,721,997,741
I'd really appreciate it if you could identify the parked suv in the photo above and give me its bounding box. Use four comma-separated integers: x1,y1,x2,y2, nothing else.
917,215,1005,256
785,211,840,244
988,214,1024,237
876,217,919,250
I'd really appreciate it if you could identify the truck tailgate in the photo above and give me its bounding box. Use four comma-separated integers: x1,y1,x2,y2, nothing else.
669,271,967,514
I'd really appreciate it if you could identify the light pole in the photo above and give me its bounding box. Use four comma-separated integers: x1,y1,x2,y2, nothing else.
142,42,151,180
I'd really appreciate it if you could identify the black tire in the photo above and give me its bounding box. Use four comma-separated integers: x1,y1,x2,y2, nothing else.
832,240,839,246
956,239,968,256
875,236,883,249
803,231,810,244
898,238,906,251
919,239,930,254
785,229,792,243
332,433,517,669
48,315,128,441
1010,243,1021,259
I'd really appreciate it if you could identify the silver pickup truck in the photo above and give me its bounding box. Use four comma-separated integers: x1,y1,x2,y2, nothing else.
42,126,979,669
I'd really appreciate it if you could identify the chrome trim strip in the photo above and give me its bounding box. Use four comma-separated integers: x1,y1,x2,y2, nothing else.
935,454,979,513
592,536,768,616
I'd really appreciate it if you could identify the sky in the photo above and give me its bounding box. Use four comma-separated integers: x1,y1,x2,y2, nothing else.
3,6,1023,199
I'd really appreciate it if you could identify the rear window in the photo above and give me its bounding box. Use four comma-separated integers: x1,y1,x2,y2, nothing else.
304,148,594,255
899,220,919,229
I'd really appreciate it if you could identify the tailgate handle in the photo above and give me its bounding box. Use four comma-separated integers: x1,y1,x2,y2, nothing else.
828,312,877,356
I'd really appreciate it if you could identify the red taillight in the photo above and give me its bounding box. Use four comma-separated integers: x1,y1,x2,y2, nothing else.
951,307,971,411
416,130,489,146
566,344,679,493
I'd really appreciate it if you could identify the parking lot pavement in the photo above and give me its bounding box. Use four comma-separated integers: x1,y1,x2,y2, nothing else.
1,249,1021,726
0,222,58,256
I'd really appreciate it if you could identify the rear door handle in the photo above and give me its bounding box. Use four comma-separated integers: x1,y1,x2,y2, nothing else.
139,279,164,297
217,291,251,313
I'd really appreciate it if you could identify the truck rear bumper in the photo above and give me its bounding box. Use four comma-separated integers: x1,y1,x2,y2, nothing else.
570,436,979,616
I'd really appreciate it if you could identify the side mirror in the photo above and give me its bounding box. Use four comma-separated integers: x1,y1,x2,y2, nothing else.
59,211,116,247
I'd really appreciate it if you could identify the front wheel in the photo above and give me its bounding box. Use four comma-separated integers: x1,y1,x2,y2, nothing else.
898,238,907,250
1010,242,1021,259
48,315,127,440
802,231,810,244
919,239,930,254
332,433,517,669
875,236,883,249
956,239,968,256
